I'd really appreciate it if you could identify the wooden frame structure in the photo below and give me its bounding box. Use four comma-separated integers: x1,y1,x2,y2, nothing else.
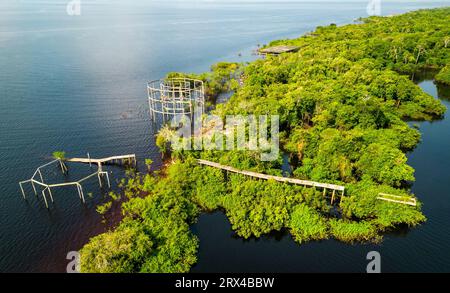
147,78,205,122
197,159,345,205
19,154,136,209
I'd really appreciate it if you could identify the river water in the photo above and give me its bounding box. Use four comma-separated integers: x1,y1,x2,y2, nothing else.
0,1,449,272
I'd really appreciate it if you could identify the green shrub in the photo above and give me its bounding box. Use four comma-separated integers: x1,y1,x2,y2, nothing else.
289,204,328,243
329,219,380,243
436,65,450,85
52,151,66,160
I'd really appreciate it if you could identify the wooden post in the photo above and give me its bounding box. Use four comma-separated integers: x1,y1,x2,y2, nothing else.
77,184,85,203
105,172,111,188
331,189,336,205
59,160,68,173
47,187,54,203
31,180,37,195
87,152,92,167
59,160,65,174
41,189,49,209
323,188,326,197
80,185,85,203
19,182,26,199
76,184,81,199
38,169,44,183
340,189,345,205
97,173,103,188
173,85,176,117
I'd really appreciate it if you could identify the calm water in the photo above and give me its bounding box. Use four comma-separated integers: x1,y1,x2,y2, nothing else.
0,1,449,273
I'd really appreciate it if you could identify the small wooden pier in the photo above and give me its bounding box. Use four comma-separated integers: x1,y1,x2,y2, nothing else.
67,154,137,167
197,159,345,205
19,154,136,209
259,45,300,55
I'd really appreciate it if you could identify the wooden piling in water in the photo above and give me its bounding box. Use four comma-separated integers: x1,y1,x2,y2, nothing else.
19,154,136,209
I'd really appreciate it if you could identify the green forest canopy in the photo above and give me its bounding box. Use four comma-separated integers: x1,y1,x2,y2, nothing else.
80,8,450,273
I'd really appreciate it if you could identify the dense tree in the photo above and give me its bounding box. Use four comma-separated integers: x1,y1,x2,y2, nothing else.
356,143,415,186
289,204,328,243
436,64,450,85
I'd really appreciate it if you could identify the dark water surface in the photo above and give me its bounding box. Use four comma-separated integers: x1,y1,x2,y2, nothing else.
1,1,449,272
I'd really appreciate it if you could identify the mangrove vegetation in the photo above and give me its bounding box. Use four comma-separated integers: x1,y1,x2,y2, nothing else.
80,8,450,272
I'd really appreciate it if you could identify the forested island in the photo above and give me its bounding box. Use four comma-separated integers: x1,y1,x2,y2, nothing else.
80,8,450,273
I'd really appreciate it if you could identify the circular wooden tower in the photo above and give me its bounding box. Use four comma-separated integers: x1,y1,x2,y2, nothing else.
147,78,205,122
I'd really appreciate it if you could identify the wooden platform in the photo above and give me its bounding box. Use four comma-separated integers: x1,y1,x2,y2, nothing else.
259,45,300,55
67,154,136,165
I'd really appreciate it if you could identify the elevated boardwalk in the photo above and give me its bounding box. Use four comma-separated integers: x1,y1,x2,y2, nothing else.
197,159,345,204
197,160,417,208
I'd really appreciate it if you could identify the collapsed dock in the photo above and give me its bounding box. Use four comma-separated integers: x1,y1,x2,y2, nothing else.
19,154,136,208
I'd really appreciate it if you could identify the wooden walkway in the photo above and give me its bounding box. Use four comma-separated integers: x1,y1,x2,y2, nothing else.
377,193,417,206
197,159,345,204
197,160,417,207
